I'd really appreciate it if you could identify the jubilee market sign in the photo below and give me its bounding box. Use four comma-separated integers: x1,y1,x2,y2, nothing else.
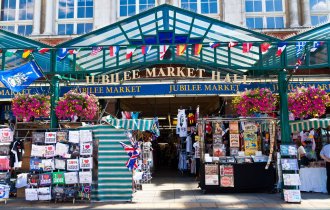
0,67,329,99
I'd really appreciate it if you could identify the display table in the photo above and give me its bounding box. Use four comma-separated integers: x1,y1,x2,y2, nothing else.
299,167,328,193
200,162,276,193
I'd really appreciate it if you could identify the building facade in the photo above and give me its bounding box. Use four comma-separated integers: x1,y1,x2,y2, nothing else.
0,0,329,44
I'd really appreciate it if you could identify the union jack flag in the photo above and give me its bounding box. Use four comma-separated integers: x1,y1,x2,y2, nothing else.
90,46,103,56
119,142,140,170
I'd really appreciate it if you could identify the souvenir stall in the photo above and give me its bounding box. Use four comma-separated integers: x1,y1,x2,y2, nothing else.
97,114,159,201
198,117,277,193
289,118,330,194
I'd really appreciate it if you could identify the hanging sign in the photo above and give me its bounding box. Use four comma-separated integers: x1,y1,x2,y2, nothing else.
80,157,93,169
44,132,57,144
68,131,80,144
66,159,79,171
80,142,93,155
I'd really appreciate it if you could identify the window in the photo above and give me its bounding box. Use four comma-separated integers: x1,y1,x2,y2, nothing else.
180,0,218,14
245,0,285,29
56,0,94,35
310,0,329,26
0,0,33,35
246,17,263,28
119,0,156,17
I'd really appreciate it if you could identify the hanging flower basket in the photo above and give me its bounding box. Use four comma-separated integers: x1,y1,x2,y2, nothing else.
288,86,330,118
232,88,277,117
12,94,50,121
55,90,99,121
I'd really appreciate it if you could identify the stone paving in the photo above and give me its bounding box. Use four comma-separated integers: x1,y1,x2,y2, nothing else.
1,170,329,209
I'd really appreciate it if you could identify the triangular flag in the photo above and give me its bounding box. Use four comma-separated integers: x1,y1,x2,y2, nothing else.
261,43,270,53
22,49,33,59
228,41,238,48
242,43,253,53
141,45,152,55
90,46,103,56
109,46,119,57
68,49,80,55
38,48,49,54
126,46,136,59
159,45,169,60
176,44,187,56
5,49,17,57
209,42,220,48
276,42,287,57
57,48,68,60
310,41,324,52
193,44,202,56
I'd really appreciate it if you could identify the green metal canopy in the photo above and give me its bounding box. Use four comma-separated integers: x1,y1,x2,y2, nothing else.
57,4,281,76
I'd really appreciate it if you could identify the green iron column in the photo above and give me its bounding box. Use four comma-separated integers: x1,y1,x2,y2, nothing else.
50,49,59,129
278,70,291,143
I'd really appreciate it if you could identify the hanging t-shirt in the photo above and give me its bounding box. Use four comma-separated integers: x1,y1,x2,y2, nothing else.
187,110,196,126
0,128,13,143
39,173,52,186
176,109,187,137
193,141,201,159
186,135,192,153
10,139,24,167
131,112,139,119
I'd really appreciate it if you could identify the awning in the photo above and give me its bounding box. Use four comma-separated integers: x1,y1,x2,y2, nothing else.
290,118,330,133
102,115,159,134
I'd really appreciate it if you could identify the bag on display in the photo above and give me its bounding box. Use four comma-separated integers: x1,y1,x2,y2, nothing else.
0,145,10,155
30,157,42,171
68,131,80,144
0,184,10,199
44,145,56,158
0,172,10,184
56,131,68,143
52,186,64,201
52,172,65,185
78,185,91,199
41,159,55,172
25,188,38,201
0,157,9,170
64,172,78,184
79,130,93,143
80,142,93,155
64,186,77,199
28,173,39,187
15,173,28,188
79,157,93,169
39,173,52,186
79,171,92,184
0,128,13,143
55,158,66,170
67,159,79,171
31,144,45,157
32,132,45,144
55,143,69,157
38,187,52,200
45,132,57,144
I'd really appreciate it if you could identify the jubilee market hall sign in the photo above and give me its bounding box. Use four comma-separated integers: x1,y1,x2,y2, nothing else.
0,67,329,99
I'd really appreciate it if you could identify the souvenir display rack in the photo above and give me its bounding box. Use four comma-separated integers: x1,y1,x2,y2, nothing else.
198,117,277,193
12,122,93,203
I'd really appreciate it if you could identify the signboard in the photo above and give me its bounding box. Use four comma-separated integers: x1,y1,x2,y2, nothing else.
0,81,329,100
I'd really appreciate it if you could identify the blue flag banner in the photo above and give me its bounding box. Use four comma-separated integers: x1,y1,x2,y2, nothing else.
0,61,42,92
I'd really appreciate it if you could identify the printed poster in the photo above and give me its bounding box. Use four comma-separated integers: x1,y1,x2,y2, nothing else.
0,128,13,143
44,132,57,144
283,190,301,203
220,176,234,187
25,188,38,201
281,159,299,171
79,171,92,184
44,145,55,158
31,144,45,157
56,131,68,143
213,122,223,135
229,121,239,134
244,122,258,132
205,165,219,185
230,147,239,156
38,187,51,201
80,142,93,155
41,159,54,171
67,159,79,171
68,131,80,144
52,172,65,185
213,134,222,144
80,157,93,169
244,131,258,156
64,172,78,184
213,144,225,157
39,173,52,186
280,145,297,156
283,174,301,186
79,130,93,143
229,134,240,147
220,165,234,187
220,165,234,176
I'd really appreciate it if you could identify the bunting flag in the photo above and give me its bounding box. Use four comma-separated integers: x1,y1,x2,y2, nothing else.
22,49,33,59
276,42,287,57
0,61,43,92
126,46,136,59
296,41,306,57
159,45,169,60
261,43,271,53
5,49,17,57
38,48,50,54
310,41,324,52
193,44,202,55
68,49,80,55
109,46,119,57
176,44,187,56
119,142,140,171
57,48,68,60
141,45,152,55
209,42,220,48
242,43,253,53
295,53,306,70
90,46,103,56
228,41,238,48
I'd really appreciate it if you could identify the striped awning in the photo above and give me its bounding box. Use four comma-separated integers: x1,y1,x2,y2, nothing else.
290,118,330,133
102,115,156,132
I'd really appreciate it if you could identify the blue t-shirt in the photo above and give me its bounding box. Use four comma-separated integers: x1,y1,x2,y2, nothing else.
320,144,330,159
